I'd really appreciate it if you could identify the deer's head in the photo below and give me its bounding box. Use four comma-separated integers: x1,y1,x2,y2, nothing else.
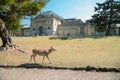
51,46,56,51
48,46,56,53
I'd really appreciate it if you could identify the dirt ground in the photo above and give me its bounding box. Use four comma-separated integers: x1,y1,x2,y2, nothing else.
0,68,120,80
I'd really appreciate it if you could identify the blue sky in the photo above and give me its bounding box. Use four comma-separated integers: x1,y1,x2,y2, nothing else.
43,0,105,21
21,0,105,27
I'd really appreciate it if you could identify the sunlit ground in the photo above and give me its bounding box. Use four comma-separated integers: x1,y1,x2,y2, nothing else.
0,36,120,68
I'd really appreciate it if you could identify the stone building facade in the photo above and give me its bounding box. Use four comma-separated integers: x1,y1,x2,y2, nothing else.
18,11,95,37
30,11,63,36
57,18,94,37
18,27,31,36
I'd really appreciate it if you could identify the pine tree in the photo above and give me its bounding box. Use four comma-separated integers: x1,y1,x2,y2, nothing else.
0,0,49,48
91,0,120,36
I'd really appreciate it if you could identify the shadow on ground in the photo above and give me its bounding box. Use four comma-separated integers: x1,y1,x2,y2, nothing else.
0,63,120,72
49,36,112,40
17,63,45,68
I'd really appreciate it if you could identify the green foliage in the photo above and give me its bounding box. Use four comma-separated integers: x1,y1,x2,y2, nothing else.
0,0,14,5
0,0,49,33
90,0,120,35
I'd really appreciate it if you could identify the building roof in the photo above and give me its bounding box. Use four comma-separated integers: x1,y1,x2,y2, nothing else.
64,18,76,21
34,11,64,20
60,18,84,26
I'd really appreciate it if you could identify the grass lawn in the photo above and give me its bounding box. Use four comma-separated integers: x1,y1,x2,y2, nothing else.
0,36,120,68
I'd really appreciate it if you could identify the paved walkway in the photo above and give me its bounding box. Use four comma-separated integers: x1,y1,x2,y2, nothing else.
0,68,120,80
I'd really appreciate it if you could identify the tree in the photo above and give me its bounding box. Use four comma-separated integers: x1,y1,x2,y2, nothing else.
0,0,49,48
90,0,120,36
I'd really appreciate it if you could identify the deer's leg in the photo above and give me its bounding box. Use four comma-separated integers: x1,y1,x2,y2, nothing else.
29,55,33,63
46,56,51,64
42,56,45,63
33,55,37,63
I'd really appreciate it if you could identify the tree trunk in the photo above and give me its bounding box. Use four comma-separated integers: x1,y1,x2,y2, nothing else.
106,25,111,36
0,19,27,54
0,22,12,47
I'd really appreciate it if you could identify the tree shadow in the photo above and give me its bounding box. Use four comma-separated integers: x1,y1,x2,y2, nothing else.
49,36,69,40
0,63,48,69
17,63,45,68
49,36,109,40
0,47,6,51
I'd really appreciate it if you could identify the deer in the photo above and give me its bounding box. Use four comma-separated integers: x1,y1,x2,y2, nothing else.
29,46,56,64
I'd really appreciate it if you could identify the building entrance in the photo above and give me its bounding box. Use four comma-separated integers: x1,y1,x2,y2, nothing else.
39,26,43,36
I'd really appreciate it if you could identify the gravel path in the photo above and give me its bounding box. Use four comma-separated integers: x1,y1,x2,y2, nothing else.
0,68,120,80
